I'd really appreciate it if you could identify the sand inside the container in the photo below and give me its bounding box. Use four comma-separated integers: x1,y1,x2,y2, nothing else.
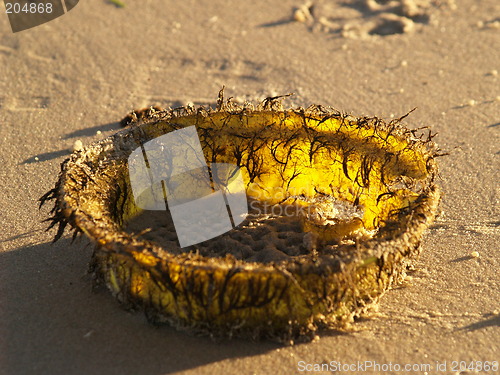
125,197,369,263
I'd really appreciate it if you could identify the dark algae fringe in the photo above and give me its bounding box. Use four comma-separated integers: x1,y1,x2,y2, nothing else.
40,91,443,343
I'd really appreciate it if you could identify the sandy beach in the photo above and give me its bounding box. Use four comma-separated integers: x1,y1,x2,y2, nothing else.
1,0,498,374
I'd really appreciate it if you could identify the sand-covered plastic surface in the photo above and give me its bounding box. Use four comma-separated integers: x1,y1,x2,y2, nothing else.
126,198,368,263
0,0,498,374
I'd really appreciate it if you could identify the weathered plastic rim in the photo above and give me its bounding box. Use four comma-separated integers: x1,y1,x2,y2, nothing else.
41,94,442,343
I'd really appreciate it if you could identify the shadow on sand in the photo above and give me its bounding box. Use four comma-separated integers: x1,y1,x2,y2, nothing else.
0,237,279,375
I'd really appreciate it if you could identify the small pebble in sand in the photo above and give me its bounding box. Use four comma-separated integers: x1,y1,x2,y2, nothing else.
489,69,498,76
467,99,477,106
470,251,480,258
294,9,308,23
73,140,83,152
488,21,500,29
34,156,39,161
400,60,408,67
293,2,312,23
495,96,500,102
96,130,102,135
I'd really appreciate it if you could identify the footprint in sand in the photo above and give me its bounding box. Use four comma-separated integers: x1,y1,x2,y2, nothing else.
291,0,457,39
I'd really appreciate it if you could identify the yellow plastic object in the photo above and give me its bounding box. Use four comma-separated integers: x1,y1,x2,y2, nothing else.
41,93,441,342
